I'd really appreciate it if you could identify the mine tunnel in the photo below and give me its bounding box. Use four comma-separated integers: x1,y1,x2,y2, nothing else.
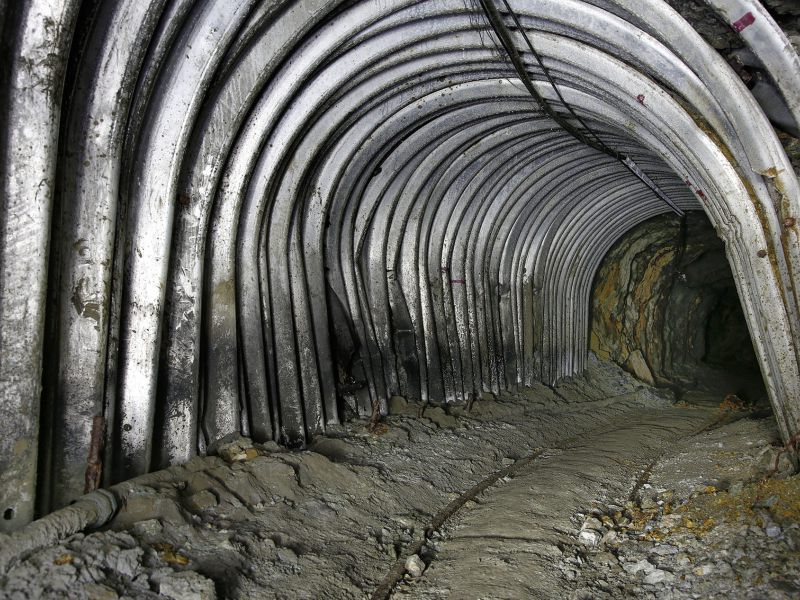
1,0,800,598
590,211,769,405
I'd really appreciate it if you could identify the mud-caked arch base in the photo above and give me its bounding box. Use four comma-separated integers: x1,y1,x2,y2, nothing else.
0,0,799,531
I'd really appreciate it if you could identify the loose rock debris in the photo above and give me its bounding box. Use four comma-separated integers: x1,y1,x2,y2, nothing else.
558,418,800,600
0,357,796,599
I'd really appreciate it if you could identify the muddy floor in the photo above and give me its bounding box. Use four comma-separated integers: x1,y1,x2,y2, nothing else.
0,356,797,599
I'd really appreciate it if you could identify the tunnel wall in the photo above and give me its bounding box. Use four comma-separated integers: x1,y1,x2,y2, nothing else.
590,212,760,388
1,0,800,531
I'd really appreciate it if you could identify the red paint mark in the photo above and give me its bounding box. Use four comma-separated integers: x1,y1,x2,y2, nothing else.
696,189,706,199
451,279,465,285
732,11,755,33
636,94,645,105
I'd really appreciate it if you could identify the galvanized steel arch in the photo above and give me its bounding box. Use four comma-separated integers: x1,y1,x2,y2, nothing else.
1,0,799,530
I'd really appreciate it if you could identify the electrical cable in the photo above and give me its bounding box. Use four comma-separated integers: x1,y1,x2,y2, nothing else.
478,0,685,216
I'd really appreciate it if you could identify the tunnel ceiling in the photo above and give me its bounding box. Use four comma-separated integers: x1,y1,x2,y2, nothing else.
1,0,800,530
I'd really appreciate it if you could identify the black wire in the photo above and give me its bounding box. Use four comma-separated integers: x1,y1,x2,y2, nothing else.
477,0,685,217
478,0,615,157
674,213,688,279
500,0,608,151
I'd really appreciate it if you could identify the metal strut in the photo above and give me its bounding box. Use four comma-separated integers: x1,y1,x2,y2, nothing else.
478,0,685,217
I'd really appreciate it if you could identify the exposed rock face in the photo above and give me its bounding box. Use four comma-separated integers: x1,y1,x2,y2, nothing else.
624,350,656,387
590,212,761,395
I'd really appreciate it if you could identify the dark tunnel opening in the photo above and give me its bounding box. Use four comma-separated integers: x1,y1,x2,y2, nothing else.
589,211,768,408
1,0,800,597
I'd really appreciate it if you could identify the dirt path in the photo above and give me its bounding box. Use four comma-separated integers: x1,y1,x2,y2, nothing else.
393,407,716,599
2,358,796,600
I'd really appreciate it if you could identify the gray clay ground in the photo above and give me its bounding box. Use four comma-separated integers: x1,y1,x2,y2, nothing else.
1,356,797,599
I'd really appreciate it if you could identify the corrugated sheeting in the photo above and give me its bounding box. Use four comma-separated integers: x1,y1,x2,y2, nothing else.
1,0,799,530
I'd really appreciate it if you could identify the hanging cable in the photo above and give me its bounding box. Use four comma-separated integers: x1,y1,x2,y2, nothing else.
500,0,607,150
673,213,689,282
478,0,685,217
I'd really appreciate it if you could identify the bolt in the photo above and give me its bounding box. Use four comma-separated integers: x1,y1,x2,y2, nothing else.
757,249,768,258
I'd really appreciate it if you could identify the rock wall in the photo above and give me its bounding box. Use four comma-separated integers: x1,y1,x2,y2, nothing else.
590,212,759,389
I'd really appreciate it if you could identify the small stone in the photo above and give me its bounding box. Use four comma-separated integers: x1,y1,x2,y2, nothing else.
84,583,118,600
216,436,254,462
624,350,655,386
650,544,678,556
277,548,298,565
693,564,714,577
131,519,163,538
660,514,682,529
623,559,655,575
259,441,282,453
715,561,733,576
644,569,673,585
640,497,658,510
582,517,604,531
405,554,425,578
601,530,619,545
185,490,218,512
592,551,618,567
765,524,782,538
158,572,216,600
756,495,779,509
578,529,601,547
309,437,365,464
105,547,144,579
